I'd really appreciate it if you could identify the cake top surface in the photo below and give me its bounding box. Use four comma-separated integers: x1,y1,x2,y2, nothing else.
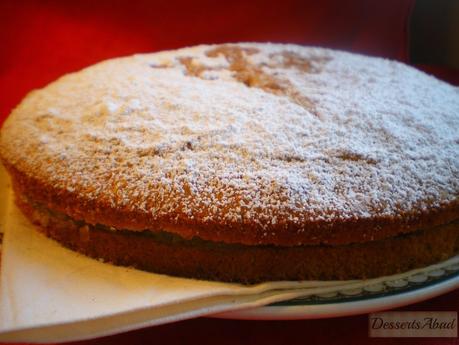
1,43,459,245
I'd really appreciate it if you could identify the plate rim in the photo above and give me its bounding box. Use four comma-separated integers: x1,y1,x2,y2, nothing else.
212,272,459,320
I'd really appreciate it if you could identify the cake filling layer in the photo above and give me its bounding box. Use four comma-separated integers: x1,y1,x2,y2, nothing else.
15,194,459,283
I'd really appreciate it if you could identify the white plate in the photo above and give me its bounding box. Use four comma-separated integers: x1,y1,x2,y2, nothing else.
215,261,459,320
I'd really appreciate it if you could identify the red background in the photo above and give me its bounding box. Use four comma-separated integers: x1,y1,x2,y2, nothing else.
0,0,419,123
1,0,458,344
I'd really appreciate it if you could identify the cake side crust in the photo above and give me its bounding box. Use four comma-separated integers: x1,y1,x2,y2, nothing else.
15,191,459,283
7,162,459,246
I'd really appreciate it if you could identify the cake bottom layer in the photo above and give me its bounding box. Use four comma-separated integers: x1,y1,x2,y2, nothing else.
16,195,459,284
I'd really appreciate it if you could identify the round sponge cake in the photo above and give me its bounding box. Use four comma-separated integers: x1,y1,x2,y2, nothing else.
1,43,458,282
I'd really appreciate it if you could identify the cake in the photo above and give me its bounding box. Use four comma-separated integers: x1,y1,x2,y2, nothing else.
1,43,458,283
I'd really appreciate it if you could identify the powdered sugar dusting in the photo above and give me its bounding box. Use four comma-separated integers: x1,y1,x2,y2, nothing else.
1,43,458,242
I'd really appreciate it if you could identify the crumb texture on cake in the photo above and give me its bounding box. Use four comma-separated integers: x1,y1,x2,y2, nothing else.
1,43,458,245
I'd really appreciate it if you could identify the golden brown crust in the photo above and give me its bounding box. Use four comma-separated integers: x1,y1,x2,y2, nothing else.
6,162,459,246
16,191,459,284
